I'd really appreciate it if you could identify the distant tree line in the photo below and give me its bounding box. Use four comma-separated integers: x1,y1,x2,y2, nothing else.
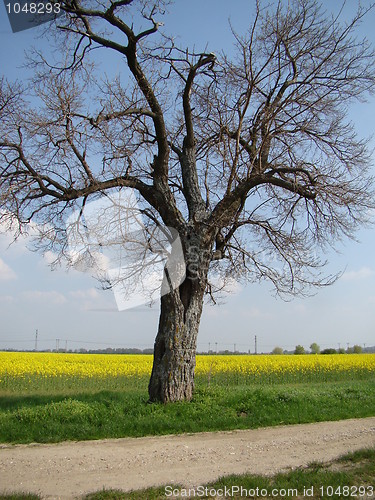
2,344,374,355
66,348,154,355
271,344,372,355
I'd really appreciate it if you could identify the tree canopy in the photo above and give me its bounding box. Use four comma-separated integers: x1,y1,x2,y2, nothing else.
1,0,375,296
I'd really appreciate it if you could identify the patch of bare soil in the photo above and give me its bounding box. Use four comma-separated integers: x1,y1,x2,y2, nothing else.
0,417,374,499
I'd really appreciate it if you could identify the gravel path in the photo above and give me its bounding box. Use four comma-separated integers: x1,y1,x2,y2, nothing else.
0,417,374,499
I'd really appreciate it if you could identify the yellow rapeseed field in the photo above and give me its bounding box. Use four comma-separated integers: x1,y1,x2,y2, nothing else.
0,351,374,388
0,352,152,379
195,353,375,377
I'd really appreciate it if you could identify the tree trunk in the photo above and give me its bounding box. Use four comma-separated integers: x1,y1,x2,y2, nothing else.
148,235,210,403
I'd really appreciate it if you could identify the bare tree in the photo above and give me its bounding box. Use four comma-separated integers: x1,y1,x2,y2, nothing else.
1,0,375,402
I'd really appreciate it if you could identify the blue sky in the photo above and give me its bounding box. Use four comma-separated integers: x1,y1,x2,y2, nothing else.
0,1,375,353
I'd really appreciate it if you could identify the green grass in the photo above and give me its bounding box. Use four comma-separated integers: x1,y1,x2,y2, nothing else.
201,448,375,500
4,449,374,499
0,377,374,444
203,449,375,499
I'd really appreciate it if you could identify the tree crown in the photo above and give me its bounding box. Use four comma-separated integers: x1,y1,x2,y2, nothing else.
1,0,375,299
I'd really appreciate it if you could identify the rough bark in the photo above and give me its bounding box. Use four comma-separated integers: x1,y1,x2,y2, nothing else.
148,235,210,402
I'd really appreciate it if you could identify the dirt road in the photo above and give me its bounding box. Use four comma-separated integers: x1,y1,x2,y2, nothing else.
0,417,374,499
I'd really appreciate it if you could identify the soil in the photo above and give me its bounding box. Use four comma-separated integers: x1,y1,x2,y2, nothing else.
0,417,374,499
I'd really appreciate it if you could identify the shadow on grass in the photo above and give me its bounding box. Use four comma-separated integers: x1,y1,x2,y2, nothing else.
0,390,133,411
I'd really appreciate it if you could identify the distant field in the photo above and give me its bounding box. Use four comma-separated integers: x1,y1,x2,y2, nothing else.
1,352,374,392
0,352,374,444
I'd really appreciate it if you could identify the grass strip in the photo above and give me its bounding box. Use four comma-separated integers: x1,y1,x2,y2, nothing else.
0,379,374,444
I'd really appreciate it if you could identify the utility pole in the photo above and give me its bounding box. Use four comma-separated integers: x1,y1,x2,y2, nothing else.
208,342,211,353
234,343,236,353
215,342,218,354
34,329,38,351
56,338,60,352
254,335,257,355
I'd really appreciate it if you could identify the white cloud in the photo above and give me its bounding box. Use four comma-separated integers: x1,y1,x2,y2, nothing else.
0,258,16,280
43,251,59,265
0,295,15,303
204,305,230,318
0,213,31,255
208,275,243,295
292,303,308,314
342,267,374,281
22,290,67,305
241,306,264,319
0,214,56,256
69,288,101,300
69,287,113,311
